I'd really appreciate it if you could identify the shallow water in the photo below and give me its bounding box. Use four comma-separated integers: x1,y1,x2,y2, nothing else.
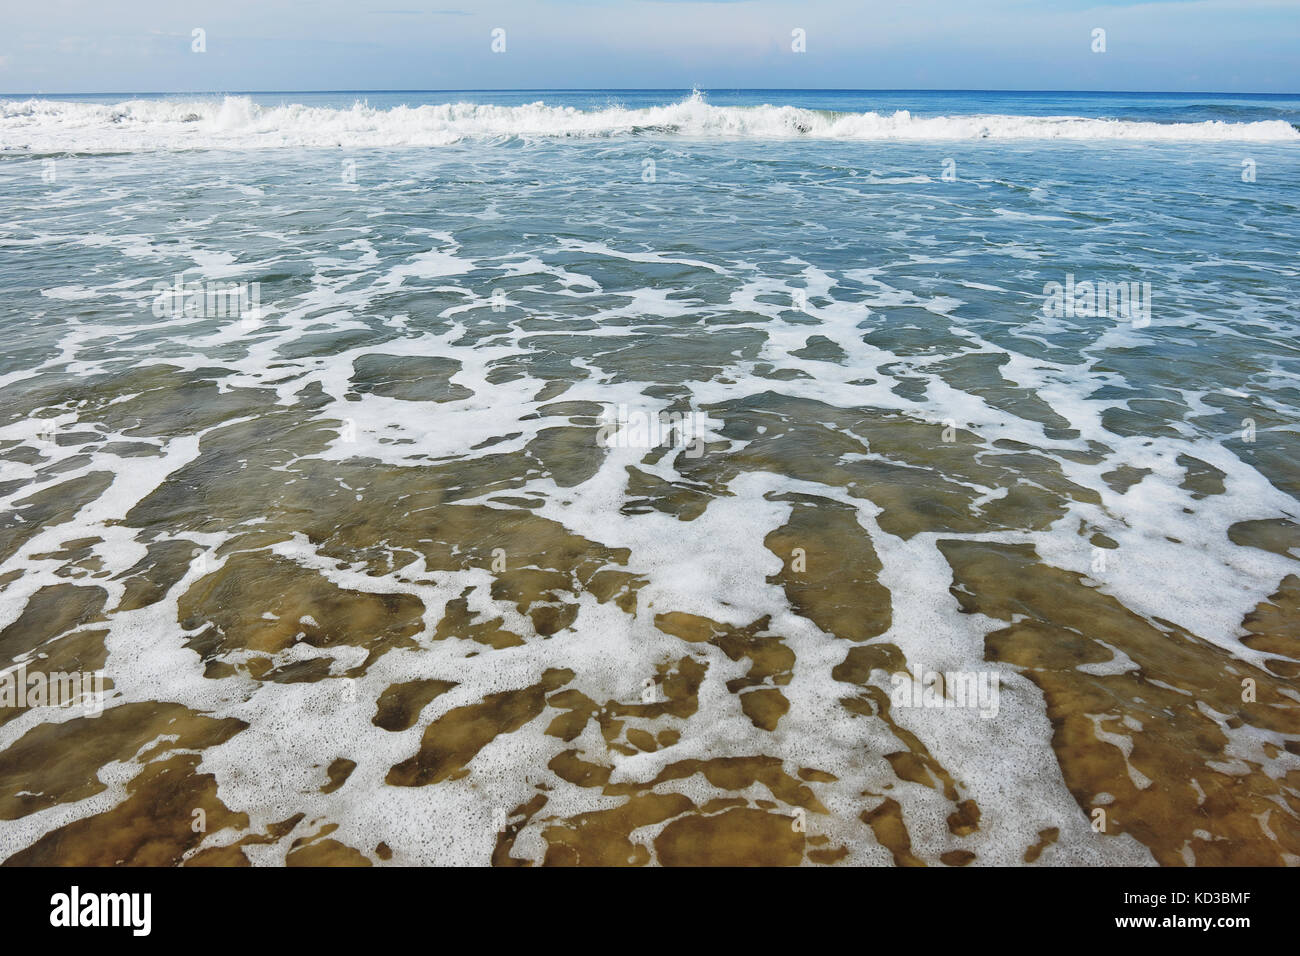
0,90,1298,866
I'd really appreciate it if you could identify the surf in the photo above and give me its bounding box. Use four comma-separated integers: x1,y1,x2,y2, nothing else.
3,91,1298,153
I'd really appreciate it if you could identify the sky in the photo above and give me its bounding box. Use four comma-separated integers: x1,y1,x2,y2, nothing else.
1,0,1297,94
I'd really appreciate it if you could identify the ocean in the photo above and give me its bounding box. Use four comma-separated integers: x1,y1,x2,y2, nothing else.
0,89,1297,866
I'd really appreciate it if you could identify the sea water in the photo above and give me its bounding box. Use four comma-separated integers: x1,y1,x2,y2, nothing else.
0,89,1297,866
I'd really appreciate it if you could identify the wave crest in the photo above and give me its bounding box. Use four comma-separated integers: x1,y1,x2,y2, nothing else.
2,92,1297,152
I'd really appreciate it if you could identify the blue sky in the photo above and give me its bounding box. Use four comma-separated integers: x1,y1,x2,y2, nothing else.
2,0,1297,94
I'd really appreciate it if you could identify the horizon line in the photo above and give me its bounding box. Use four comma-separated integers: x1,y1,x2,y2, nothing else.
3,87,1299,98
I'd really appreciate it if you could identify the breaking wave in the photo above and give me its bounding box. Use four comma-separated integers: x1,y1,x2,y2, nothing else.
3,91,1298,152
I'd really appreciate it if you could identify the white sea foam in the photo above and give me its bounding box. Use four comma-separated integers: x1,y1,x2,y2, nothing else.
2,93,1297,153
